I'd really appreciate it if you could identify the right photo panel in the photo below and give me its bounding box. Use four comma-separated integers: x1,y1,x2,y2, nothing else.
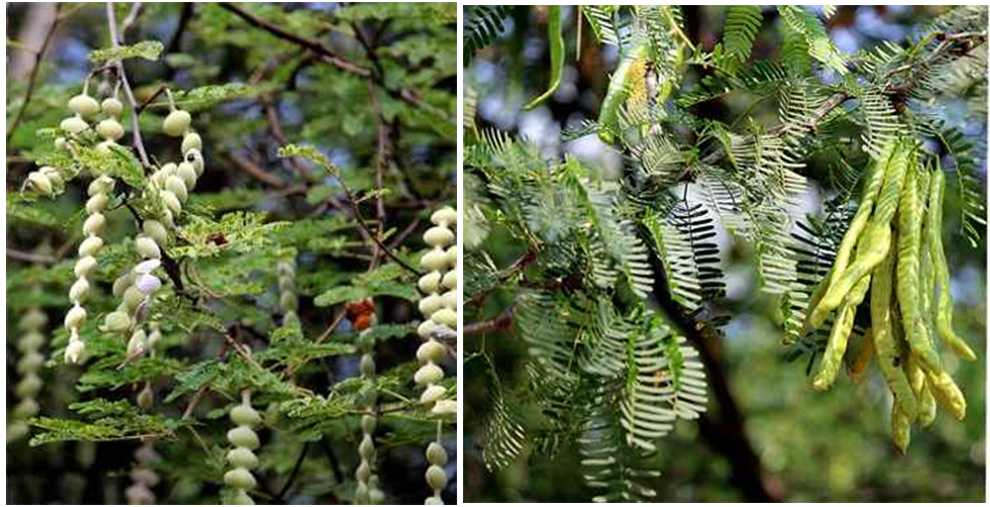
462,5,987,503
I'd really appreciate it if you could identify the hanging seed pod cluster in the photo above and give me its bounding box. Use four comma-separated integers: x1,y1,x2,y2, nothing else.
8,303,48,443
805,138,975,452
352,300,385,505
225,391,262,505
125,441,161,505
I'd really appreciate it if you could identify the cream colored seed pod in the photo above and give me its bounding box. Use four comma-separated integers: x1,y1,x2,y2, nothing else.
225,392,261,505
60,116,89,134
163,109,191,137
9,305,47,443
26,172,53,196
98,119,125,141
68,94,100,118
181,132,202,155
102,97,123,117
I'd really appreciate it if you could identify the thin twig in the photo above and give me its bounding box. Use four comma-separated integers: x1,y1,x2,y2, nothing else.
6,5,62,145
6,248,57,264
227,151,288,188
464,305,516,336
106,2,151,168
465,249,538,307
275,442,310,501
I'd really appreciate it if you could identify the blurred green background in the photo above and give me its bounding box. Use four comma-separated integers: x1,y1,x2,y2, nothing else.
463,5,986,502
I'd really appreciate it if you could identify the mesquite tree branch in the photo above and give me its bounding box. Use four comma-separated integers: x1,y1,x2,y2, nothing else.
106,2,151,168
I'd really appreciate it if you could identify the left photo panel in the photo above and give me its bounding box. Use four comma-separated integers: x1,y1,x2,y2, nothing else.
6,3,457,505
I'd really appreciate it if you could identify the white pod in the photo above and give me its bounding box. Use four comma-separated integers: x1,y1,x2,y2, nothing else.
133,259,162,275
69,278,90,304
430,207,457,227
126,329,147,357
416,340,446,364
143,220,169,246
64,338,85,364
420,384,447,404
418,271,442,293
88,176,115,196
113,273,136,298
86,193,110,214
135,236,162,259
123,286,146,312
414,363,444,386
432,308,457,328
418,293,445,316
98,119,125,141
441,271,457,291
102,97,123,117
78,236,104,257
185,149,204,176
426,442,448,466
74,256,98,278
104,311,132,332
135,273,162,294
163,110,191,137
181,132,202,154
162,190,182,216
417,319,438,339
441,291,456,310
27,172,53,195
64,306,87,329
420,249,448,272
60,116,89,134
227,426,260,450
423,226,455,248
425,465,448,490
166,175,188,202
444,247,457,269
432,399,457,417
177,162,197,190
231,404,262,427
68,94,101,117
83,213,106,236
224,468,257,491
226,448,259,470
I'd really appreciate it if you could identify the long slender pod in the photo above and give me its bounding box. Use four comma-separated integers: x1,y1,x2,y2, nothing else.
813,257,870,391
817,140,908,320
870,231,918,420
927,167,977,360
807,143,891,328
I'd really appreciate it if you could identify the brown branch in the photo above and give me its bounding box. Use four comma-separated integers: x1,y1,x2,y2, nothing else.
464,306,516,336
217,2,452,123
6,248,56,264
106,2,151,168
227,152,288,188
465,249,538,307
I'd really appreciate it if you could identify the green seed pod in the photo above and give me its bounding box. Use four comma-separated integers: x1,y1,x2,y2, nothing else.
166,175,188,202
224,467,257,491
357,384,378,408
78,236,104,257
123,286,146,313
181,132,202,154
420,250,449,272
230,489,255,505
414,363,444,386
69,277,90,304
441,271,457,291
417,340,446,364
163,110,191,137
104,311,132,332
18,332,45,353
231,404,262,427
83,213,106,236
101,97,123,117
425,496,444,505
432,308,457,328
177,162,197,190
359,435,375,460
418,271,442,294
14,399,40,419
16,374,43,398
423,226,455,248
69,94,101,117
426,442,447,466
425,465,448,490
430,207,457,227
356,461,372,483
64,306,87,329
17,352,44,373
418,294,444,316
60,116,89,134
127,329,148,355
361,414,377,434
420,384,447,404
227,447,260,470
143,220,169,247
137,384,154,410
354,483,370,505
98,119,125,141
27,172,53,196
227,426,260,450
86,193,110,214
360,354,376,377
21,308,47,329
280,292,298,313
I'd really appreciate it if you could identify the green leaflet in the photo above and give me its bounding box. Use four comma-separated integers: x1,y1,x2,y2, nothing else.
525,6,565,110
723,5,763,61
88,40,163,63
